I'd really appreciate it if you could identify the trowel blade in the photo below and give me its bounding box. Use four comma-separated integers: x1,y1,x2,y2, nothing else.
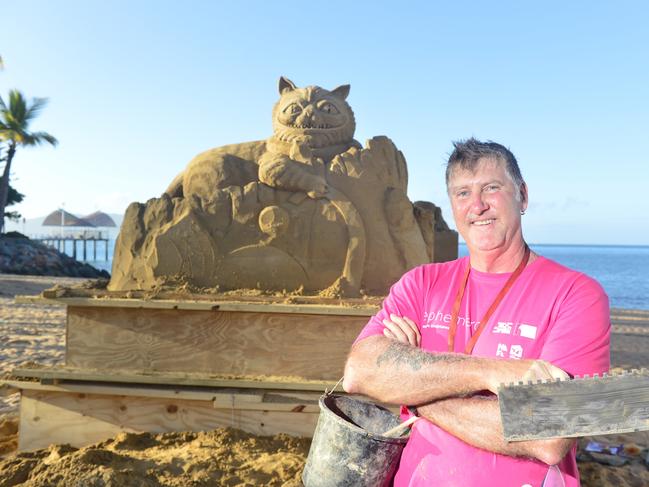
498,369,649,441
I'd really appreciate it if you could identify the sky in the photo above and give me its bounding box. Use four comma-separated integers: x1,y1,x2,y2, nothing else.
1,1,647,245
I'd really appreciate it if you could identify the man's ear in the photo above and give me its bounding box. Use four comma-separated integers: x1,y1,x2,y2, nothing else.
520,182,529,211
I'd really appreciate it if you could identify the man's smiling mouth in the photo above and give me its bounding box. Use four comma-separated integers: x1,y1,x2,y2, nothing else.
472,219,494,226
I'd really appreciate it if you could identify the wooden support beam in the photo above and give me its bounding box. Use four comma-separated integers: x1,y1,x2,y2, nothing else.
18,388,320,451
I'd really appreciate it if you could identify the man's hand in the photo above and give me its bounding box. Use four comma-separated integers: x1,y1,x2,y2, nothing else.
487,358,570,395
521,359,570,382
382,314,421,347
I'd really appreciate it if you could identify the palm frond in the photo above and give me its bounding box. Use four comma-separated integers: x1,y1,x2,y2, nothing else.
8,90,27,123
29,131,58,147
24,97,49,122
0,89,56,150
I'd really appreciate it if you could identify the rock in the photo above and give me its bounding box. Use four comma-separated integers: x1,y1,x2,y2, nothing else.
0,236,110,278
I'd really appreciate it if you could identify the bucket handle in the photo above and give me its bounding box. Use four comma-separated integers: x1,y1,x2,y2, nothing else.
325,376,345,396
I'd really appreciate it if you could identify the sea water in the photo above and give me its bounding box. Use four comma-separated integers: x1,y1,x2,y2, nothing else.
68,240,649,311
460,244,649,311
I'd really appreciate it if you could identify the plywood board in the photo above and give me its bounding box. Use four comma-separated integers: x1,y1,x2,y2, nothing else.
66,306,366,380
19,389,319,452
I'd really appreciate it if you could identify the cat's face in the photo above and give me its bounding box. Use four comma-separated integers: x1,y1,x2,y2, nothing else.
271,77,355,148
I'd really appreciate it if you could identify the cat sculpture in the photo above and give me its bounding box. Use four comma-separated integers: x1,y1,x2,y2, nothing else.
108,77,457,296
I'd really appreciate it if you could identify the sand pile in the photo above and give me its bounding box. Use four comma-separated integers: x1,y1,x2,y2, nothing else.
0,428,309,487
0,417,18,457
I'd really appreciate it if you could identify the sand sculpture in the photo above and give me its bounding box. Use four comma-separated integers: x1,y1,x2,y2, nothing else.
109,77,457,296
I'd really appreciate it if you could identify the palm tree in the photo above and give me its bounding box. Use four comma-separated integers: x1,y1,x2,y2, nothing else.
0,89,58,232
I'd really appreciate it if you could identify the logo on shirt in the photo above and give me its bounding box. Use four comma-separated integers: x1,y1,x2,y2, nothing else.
517,323,537,340
493,321,513,334
492,321,537,340
496,343,524,359
422,310,479,330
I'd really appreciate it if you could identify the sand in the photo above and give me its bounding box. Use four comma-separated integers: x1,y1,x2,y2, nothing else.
0,274,648,486
0,428,308,487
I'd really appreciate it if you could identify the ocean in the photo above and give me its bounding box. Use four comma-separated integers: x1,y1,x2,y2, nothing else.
71,240,649,311
459,244,649,311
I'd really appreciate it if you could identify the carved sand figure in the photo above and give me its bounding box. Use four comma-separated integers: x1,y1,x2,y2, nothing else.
109,77,457,295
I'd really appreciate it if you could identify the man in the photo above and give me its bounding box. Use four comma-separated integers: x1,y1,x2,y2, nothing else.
343,139,610,486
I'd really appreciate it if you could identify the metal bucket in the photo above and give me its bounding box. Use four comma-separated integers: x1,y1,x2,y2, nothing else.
302,394,410,487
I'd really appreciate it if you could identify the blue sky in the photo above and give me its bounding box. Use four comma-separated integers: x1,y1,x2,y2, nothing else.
1,1,647,244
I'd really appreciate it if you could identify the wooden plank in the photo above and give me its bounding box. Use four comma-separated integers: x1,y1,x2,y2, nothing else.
10,368,339,392
4,380,323,413
212,390,321,413
5,379,222,400
18,389,319,451
15,295,379,316
5,379,394,416
65,306,365,380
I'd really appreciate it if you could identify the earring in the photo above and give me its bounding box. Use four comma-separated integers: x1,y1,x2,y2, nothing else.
520,210,525,215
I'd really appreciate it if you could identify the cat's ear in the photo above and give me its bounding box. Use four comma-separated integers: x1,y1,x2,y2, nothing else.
279,77,297,94
330,84,350,100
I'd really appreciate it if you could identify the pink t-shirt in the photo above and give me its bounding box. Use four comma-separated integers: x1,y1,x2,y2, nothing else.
355,256,610,487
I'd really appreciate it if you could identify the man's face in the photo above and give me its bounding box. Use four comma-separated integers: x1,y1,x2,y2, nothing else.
447,157,527,254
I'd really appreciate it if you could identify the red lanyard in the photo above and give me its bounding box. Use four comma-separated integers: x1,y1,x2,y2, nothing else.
447,246,530,354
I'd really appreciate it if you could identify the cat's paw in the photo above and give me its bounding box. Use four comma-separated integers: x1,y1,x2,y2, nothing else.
306,178,329,199
289,142,313,163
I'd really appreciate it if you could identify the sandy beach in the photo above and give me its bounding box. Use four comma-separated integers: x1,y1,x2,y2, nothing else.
0,274,648,486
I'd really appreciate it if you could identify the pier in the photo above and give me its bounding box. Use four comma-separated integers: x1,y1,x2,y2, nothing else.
35,233,110,261
37,209,117,263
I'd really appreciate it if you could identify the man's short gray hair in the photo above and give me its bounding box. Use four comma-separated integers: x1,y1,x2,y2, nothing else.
445,138,524,189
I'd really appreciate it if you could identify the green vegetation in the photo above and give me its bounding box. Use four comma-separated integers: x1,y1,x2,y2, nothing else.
5,183,24,221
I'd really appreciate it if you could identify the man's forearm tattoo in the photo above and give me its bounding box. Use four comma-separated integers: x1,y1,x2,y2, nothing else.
376,341,467,371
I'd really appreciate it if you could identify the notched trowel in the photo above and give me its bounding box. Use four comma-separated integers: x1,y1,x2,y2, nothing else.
498,369,649,441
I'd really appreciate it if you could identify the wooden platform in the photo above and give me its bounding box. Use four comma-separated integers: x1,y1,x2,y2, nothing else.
8,294,380,451
17,295,376,381
3,366,392,451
